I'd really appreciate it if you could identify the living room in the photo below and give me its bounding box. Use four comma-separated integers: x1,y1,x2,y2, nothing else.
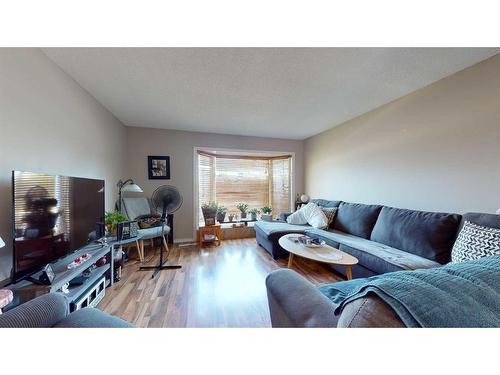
2,1,500,373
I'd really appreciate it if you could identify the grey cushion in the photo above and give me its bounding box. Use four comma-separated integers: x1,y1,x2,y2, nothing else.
54,308,135,328
370,206,461,264
0,293,68,328
306,228,441,272
121,197,154,220
332,202,382,239
310,199,342,208
253,220,309,238
138,226,170,240
459,212,500,232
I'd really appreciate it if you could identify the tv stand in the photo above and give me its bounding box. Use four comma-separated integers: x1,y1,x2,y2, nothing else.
11,242,113,309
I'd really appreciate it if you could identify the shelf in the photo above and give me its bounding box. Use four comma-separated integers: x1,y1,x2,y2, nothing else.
62,264,110,301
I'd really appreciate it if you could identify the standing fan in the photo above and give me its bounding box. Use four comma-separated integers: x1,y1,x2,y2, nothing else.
139,185,182,278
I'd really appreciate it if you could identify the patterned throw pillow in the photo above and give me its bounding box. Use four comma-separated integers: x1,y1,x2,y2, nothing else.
321,207,338,228
451,221,500,263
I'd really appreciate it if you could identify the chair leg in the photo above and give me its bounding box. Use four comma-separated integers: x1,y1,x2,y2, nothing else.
139,239,145,261
162,235,169,254
136,240,143,262
150,239,155,251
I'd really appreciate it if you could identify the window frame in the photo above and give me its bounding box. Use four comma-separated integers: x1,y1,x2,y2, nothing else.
193,147,296,233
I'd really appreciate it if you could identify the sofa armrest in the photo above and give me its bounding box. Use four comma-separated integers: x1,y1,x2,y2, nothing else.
265,269,338,327
54,308,135,328
337,295,405,328
279,212,293,222
0,293,69,328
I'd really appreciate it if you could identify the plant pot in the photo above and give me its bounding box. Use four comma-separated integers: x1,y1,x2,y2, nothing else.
216,211,226,223
202,208,217,226
250,213,257,221
262,213,272,222
240,212,247,219
228,214,234,222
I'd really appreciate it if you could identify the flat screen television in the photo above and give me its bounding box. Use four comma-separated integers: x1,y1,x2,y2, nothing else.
12,171,105,282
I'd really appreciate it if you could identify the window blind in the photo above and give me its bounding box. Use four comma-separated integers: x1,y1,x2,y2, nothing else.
197,152,292,223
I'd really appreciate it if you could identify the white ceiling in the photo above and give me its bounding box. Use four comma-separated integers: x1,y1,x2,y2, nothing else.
42,48,499,140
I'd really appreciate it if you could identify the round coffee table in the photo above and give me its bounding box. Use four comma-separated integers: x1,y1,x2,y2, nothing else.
278,233,359,280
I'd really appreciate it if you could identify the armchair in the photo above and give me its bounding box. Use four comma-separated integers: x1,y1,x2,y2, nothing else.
120,197,171,260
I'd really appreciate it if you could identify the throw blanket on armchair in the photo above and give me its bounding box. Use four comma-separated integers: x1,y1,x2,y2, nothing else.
318,256,500,327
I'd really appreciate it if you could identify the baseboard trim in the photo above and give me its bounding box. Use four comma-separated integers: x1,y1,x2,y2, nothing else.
174,237,195,244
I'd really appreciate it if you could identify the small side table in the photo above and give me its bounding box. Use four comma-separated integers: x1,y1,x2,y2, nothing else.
0,289,14,314
198,225,222,247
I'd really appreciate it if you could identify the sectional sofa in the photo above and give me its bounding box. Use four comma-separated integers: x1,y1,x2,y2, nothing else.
255,198,494,278
257,199,500,327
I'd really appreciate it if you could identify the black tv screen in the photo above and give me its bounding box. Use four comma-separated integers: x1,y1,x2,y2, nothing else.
12,171,105,282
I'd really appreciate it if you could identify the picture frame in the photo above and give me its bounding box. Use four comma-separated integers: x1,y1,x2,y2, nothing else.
148,155,170,180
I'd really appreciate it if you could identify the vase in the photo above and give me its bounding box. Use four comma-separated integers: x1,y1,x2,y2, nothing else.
240,212,247,219
216,211,226,223
262,213,272,222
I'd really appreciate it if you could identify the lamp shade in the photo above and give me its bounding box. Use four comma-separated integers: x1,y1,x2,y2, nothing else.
122,182,143,193
0,236,5,249
300,194,310,203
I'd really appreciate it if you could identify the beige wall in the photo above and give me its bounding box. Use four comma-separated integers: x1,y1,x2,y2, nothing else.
304,54,500,215
0,49,127,283
125,127,304,241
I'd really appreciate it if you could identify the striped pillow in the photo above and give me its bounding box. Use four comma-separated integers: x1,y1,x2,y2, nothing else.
321,207,338,228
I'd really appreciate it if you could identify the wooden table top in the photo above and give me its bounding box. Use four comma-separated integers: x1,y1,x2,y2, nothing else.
279,234,358,266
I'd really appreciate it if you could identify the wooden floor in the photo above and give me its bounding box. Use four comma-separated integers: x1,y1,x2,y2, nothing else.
100,238,342,327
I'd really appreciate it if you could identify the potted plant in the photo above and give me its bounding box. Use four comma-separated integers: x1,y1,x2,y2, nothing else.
216,205,227,223
261,206,272,221
105,210,128,236
228,213,235,222
201,202,218,226
236,203,249,219
249,208,259,221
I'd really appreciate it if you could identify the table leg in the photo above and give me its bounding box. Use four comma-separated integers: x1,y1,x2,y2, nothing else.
287,253,294,268
345,265,353,280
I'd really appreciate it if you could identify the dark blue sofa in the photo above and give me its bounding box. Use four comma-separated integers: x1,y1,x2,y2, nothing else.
255,198,489,278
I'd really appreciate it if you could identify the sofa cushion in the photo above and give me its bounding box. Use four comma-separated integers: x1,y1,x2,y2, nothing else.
370,206,461,264
459,212,500,231
310,199,342,208
306,228,441,273
332,202,382,239
451,221,500,263
254,220,309,240
287,202,328,228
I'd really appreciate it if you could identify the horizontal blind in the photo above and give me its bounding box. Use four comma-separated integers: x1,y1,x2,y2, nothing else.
215,157,269,214
270,158,291,216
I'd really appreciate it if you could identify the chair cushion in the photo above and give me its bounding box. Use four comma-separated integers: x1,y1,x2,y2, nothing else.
121,197,153,220
332,202,382,239
138,226,170,240
370,206,461,264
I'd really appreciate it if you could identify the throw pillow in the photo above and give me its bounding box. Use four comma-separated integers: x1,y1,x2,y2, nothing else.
301,202,329,229
286,209,308,225
451,221,500,263
321,207,338,227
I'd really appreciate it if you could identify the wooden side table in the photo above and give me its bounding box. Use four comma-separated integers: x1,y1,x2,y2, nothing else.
198,224,222,247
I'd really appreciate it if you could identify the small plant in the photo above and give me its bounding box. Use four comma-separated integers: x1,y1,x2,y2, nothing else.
201,202,218,210
105,210,128,231
249,208,260,214
236,203,249,213
216,205,227,213
261,206,272,214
